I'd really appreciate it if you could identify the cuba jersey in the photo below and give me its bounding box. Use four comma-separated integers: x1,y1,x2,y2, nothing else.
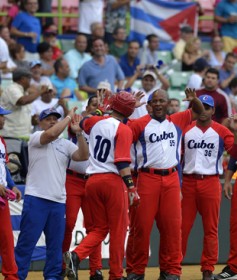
129,110,192,169
0,137,8,187
183,121,235,175
82,116,133,174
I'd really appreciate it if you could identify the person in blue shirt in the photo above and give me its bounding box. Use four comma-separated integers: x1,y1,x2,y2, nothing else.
51,58,85,101
78,38,125,97
119,40,140,79
215,0,237,52
11,0,41,60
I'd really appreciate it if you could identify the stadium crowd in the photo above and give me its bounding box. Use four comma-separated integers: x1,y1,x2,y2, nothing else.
1,0,237,280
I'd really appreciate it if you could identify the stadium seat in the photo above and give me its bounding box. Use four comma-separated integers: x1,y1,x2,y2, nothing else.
60,39,75,53
157,51,173,65
168,88,187,111
167,70,193,89
66,100,87,113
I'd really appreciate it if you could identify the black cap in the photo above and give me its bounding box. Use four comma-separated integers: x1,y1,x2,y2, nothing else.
193,58,209,72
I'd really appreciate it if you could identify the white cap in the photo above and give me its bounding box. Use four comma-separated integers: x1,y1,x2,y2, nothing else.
142,70,156,80
97,81,111,91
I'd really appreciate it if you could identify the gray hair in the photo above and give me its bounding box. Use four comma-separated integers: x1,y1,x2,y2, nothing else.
12,67,32,82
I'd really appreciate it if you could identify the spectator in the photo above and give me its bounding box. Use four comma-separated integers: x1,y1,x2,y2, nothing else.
195,67,232,124
6,0,20,27
0,32,16,79
78,1,104,36
0,68,47,139
173,25,194,61
182,37,209,71
229,76,237,113
15,107,88,280
187,57,210,89
9,42,29,69
42,24,63,61
0,106,22,280
31,86,68,132
168,98,181,115
86,22,105,54
0,25,15,45
209,35,226,69
215,0,237,52
11,0,41,61
29,60,54,93
78,38,125,96
109,26,128,60
126,67,170,119
64,33,92,80
37,42,55,77
104,0,130,44
119,40,140,79
219,52,237,95
51,58,84,101
140,34,160,65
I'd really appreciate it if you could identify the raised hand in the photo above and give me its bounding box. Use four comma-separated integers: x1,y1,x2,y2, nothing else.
70,114,83,134
133,91,146,108
183,88,197,102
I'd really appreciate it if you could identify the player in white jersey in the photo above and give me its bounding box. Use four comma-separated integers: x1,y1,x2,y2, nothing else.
64,91,140,280
62,95,103,280
127,88,205,280
181,95,237,280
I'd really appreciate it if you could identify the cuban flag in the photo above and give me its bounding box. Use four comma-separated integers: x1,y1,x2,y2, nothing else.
129,0,197,45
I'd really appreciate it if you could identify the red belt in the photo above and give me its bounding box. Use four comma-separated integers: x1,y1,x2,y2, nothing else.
139,166,177,176
66,169,89,180
183,174,219,180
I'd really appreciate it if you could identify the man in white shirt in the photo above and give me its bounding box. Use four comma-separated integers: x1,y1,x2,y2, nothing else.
64,34,91,79
187,58,209,90
15,107,88,280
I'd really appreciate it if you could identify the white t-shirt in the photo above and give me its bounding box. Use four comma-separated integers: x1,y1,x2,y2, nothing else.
187,73,203,90
78,0,104,34
25,131,78,203
0,37,16,79
1,82,32,138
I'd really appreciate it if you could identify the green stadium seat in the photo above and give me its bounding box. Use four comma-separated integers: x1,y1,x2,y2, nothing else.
167,71,193,89
60,39,75,53
168,88,187,111
157,51,173,65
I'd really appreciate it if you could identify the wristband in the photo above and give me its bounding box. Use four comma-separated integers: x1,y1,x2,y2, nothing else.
66,115,72,121
122,175,134,188
76,132,83,137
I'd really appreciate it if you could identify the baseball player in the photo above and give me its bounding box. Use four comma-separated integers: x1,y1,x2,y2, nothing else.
213,156,237,280
214,157,237,280
181,95,237,280
15,107,88,280
126,88,205,280
0,106,21,280
64,91,140,280
62,95,103,280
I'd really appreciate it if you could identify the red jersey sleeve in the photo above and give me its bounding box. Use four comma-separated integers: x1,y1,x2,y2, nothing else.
114,123,133,163
212,122,237,157
170,109,192,131
128,115,151,142
81,116,109,135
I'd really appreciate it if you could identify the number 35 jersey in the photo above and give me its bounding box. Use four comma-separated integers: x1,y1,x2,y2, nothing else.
82,116,133,174
182,121,235,175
